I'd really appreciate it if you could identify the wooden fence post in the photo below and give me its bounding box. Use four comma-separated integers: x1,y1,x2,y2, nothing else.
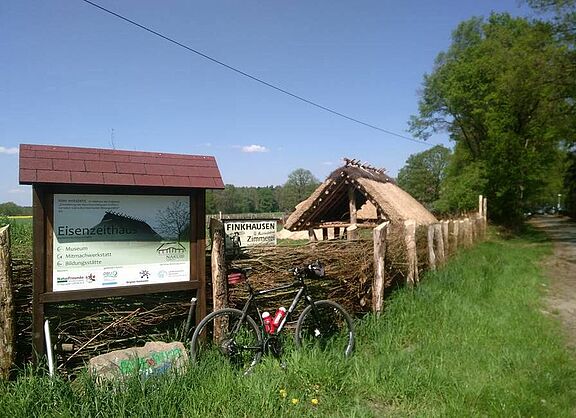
427,224,436,271
404,220,418,287
464,218,473,247
210,218,228,312
372,222,389,315
453,220,459,251
0,225,14,379
483,197,488,237
210,218,228,341
434,223,445,265
442,220,450,256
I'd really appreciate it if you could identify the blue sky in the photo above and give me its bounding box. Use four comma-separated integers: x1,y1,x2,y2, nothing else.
1,0,535,206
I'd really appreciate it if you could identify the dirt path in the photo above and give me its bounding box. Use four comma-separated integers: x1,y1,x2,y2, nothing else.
529,216,576,351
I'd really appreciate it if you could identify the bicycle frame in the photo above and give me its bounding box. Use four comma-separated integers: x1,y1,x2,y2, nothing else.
237,278,315,337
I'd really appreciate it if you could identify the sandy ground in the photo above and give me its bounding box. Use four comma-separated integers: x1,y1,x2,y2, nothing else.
529,216,576,351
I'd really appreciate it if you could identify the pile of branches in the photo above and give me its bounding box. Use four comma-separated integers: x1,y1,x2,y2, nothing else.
12,258,33,366
44,295,193,374
225,239,400,316
10,259,193,373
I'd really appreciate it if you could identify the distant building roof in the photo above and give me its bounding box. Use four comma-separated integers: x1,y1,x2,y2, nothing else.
19,144,224,189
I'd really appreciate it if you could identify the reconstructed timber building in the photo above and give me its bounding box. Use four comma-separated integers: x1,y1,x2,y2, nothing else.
284,159,437,239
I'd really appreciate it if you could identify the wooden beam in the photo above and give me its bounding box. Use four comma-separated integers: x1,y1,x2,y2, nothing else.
348,187,358,240
32,186,47,362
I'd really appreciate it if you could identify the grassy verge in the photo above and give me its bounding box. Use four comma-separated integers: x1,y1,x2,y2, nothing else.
1,228,576,417
0,216,32,259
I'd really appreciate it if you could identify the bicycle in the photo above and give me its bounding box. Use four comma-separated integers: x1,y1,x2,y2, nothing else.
189,260,355,373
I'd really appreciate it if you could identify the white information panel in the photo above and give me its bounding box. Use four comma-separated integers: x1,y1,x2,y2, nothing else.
52,194,190,292
223,220,277,251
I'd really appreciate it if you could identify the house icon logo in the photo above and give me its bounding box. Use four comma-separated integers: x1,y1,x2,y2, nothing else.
156,242,186,255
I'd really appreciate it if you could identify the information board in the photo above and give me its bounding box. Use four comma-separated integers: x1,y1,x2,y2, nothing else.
52,194,191,291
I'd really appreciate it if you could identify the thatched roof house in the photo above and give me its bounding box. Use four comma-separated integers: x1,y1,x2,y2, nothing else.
284,159,437,233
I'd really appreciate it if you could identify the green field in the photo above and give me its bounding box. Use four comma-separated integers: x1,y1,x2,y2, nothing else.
1,227,575,417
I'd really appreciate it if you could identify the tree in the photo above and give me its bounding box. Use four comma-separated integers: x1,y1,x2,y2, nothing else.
280,169,320,211
396,145,451,211
410,14,574,225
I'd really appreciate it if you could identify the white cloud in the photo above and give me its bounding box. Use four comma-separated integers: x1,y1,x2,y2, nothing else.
0,147,18,155
8,187,28,194
322,161,334,166
241,144,268,153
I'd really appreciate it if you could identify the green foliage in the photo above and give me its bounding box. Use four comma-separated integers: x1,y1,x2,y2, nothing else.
396,145,451,211
207,185,282,215
279,169,320,212
0,202,32,217
410,13,575,225
2,231,576,416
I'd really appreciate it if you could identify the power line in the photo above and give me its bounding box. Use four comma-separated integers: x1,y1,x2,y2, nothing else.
80,0,432,146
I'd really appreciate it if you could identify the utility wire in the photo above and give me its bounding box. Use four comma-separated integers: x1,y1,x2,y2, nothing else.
80,0,432,146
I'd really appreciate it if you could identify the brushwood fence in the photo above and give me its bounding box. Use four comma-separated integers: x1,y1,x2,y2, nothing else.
212,196,489,317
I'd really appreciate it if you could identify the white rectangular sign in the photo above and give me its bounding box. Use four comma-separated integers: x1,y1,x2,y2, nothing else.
224,220,277,250
52,194,191,292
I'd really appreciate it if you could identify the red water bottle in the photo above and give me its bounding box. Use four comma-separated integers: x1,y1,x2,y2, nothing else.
262,312,275,334
272,307,287,328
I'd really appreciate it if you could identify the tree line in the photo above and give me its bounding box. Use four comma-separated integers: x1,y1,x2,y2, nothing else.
399,1,576,226
206,168,320,215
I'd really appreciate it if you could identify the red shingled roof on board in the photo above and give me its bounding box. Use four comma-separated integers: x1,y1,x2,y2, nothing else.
18,144,224,189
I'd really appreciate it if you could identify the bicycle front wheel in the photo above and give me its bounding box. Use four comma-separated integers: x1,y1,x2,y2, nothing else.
190,308,263,372
295,300,355,357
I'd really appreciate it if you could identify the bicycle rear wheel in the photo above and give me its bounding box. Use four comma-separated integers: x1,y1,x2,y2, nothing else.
190,308,263,373
295,300,355,357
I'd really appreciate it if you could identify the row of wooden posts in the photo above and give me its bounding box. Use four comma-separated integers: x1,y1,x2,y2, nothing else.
372,195,488,314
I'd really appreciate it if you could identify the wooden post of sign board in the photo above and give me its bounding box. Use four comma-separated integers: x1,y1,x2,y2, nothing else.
404,220,418,287
0,225,14,379
193,191,207,324
372,222,389,314
32,186,47,361
427,224,436,271
348,187,358,241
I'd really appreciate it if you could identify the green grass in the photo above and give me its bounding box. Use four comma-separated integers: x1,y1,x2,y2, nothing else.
2,228,576,417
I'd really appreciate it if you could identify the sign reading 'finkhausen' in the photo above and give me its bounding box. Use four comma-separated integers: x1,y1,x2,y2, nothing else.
223,220,277,250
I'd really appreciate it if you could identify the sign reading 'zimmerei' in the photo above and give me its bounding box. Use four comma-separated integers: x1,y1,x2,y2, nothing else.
53,194,190,292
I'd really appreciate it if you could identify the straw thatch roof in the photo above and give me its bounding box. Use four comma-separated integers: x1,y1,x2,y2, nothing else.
284,160,437,231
